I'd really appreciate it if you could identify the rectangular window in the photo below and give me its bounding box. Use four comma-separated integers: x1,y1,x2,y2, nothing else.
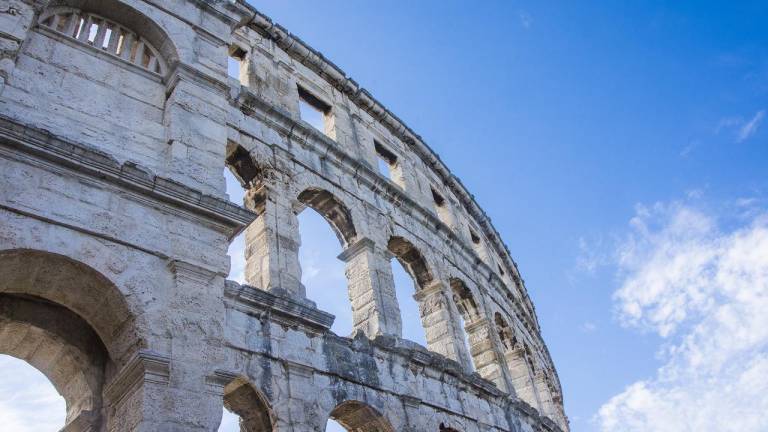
298,85,331,134
228,46,246,81
374,141,398,179
431,187,446,207
469,228,481,245
431,186,455,230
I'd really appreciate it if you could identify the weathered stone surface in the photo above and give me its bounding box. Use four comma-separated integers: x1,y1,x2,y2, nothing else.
0,1,567,431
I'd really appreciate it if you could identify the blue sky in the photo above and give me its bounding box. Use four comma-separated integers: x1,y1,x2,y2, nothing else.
238,1,768,430
2,2,767,432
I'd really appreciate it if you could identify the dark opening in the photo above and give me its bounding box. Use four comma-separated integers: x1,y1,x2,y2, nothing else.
431,187,445,206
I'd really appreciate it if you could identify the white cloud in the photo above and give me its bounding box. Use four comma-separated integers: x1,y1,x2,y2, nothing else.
737,110,765,142
519,11,533,29
596,201,768,431
717,110,765,143
580,321,598,333
0,355,65,432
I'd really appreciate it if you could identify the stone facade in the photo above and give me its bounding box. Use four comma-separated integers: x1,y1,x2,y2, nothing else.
0,1,568,431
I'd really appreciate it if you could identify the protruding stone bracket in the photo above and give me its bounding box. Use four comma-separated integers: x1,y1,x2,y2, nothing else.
224,281,335,330
103,350,171,406
206,370,240,396
336,237,375,262
168,260,220,285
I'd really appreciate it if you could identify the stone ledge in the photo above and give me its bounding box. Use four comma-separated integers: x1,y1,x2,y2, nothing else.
224,280,335,330
0,115,257,237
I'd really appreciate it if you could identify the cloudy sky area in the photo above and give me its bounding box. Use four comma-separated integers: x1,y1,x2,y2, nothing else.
2,1,768,431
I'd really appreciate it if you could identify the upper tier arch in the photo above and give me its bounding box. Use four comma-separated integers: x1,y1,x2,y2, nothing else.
40,0,179,75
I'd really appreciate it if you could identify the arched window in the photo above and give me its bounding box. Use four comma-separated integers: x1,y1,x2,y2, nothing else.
217,377,275,432
40,7,166,74
327,401,394,432
224,143,264,284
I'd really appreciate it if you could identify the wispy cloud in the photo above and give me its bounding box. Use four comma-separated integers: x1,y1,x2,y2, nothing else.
716,110,765,143
519,11,533,29
737,110,765,142
595,200,768,431
580,321,598,333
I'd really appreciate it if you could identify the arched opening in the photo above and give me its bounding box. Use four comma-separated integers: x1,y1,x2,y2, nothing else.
0,250,132,431
449,278,479,371
296,189,357,336
439,423,461,432
0,354,66,431
326,401,394,432
41,0,179,74
224,143,264,283
0,249,136,363
387,236,433,346
217,377,275,432
391,258,426,345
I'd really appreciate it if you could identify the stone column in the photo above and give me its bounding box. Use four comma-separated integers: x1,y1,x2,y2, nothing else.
164,67,230,196
338,237,402,337
243,183,305,299
103,260,225,431
464,317,509,392
535,371,557,421
414,281,472,369
504,348,542,410
0,1,38,95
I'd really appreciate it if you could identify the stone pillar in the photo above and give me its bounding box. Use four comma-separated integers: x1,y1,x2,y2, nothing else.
504,348,542,410
338,237,402,337
414,281,472,369
103,260,225,431
243,183,305,299
0,1,38,95
535,371,557,421
464,318,509,392
164,67,230,196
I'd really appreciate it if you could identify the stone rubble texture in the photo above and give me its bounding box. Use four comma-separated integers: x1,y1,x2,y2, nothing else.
0,1,569,431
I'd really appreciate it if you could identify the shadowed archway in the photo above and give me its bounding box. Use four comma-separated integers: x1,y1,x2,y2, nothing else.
328,400,395,432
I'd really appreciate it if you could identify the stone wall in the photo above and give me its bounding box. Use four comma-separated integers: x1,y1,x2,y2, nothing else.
0,1,568,431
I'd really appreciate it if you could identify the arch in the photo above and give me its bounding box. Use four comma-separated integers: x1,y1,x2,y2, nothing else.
494,312,515,351
226,142,264,191
328,400,395,432
298,188,357,247
0,294,108,426
387,236,434,289
0,249,138,363
449,278,480,322
222,377,276,432
439,424,461,432
40,0,179,74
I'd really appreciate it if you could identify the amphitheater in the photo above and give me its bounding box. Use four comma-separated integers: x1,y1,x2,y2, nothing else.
0,1,568,431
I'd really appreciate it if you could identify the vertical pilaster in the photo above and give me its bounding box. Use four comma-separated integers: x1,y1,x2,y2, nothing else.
414,281,472,369
504,348,543,410
535,371,557,421
338,237,402,337
464,317,509,392
243,183,305,299
0,1,38,95
164,67,230,196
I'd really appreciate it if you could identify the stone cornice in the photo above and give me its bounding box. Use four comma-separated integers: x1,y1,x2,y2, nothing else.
336,237,375,262
103,350,171,404
224,281,335,330
233,0,538,330
0,115,256,239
